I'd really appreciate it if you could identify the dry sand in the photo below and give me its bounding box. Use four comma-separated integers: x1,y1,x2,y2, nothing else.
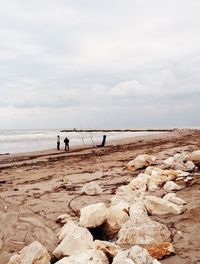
0,129,200,263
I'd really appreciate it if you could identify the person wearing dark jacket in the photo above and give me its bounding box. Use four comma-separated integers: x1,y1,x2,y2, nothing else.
64,137,70,151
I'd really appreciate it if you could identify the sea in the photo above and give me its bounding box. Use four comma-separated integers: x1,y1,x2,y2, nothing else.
0,129,160,154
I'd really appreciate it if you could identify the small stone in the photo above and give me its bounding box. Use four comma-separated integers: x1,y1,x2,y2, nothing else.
81,181,103,196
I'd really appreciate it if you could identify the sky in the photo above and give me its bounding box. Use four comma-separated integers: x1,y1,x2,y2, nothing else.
0,0,200,129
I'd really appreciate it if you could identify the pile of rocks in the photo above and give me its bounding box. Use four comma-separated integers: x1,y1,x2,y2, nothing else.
8,150,200,264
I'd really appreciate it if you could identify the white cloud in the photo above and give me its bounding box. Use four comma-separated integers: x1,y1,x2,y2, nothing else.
0,0,200,128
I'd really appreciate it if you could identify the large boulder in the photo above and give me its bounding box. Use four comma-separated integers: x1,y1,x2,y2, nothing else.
117,218,170,245
163,193,186,205
79,203,107,228
127,154,156,171
144,196,184,215
103,203,129,237
8,241,51,264
54,249,109,264
112,245,161,264
53,222,94,259
81,181,103,196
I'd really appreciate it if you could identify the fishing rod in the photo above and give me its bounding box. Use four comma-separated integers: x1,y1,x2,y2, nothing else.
87,122,95,146
79,125,85,145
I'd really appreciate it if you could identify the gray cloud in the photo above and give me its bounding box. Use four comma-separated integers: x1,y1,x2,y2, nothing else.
0,0,200,128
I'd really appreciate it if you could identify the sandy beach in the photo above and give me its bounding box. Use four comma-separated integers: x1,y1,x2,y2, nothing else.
0,129,200,263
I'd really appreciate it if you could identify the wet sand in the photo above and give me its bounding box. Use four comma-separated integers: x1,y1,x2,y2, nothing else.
0,129,200,263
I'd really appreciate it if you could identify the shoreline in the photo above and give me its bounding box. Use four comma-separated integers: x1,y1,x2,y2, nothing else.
0,130,174,157
1,128,198,157
0,129,193,171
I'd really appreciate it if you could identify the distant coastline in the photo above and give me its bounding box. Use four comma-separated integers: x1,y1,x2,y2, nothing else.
60,128,175,132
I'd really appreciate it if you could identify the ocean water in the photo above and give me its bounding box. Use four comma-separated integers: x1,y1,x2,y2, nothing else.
0,129,159,154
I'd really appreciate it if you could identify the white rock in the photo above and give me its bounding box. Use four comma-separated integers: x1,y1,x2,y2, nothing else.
79,203,107,228
163,193,186,205
163,157,174,167
115,185,134,196
94,240,121,257
113,181,145,208
144,195,184,215
111,191,142,208
163,157,174,168
128,173,150,191
57,221,81,241
104,204,129,236
153,260,161,264
127,154,156,171
145,167,179,178
145,167,179,191
8,241,51,264
163,153,194,171
129,201,149,220
110,200,130,212
53,222,94,259
186,176,193,181
185,150,200,166
117,218,170,245
113,245,159,264
184,161,195,171
8,255,22,264
163,181,181,191
177,170,190,177
81,181,103,196
115,185,144,201
54,249,109,264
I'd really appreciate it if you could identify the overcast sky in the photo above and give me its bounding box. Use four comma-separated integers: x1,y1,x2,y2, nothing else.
0,0,200,129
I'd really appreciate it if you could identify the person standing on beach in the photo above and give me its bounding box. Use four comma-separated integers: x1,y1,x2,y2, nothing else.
64,137,70,151
57,135,60,150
